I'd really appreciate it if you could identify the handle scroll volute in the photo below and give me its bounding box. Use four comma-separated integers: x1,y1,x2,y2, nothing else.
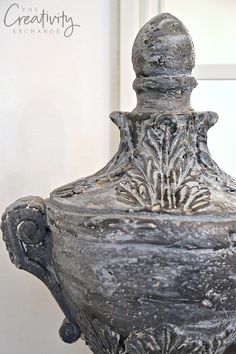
1,196,81,344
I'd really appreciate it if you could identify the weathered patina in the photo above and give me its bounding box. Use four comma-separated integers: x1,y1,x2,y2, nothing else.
2,13,236,354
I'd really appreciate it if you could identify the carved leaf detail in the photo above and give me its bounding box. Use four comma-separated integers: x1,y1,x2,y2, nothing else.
78,310,125,354
117,115,210,213
124,325,235,354
124,327,197,354
76,310,235,354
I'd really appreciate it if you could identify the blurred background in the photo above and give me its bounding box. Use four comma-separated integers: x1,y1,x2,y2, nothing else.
0,1,235,353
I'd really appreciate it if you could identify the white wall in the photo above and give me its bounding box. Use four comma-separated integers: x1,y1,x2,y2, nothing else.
0,1,117,353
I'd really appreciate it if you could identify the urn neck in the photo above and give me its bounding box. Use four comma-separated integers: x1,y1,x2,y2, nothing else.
132,75,197,116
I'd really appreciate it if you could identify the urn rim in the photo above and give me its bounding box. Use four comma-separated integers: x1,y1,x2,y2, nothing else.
46,198,236,225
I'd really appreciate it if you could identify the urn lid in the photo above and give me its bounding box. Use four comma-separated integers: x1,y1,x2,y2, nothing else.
47,13,236,221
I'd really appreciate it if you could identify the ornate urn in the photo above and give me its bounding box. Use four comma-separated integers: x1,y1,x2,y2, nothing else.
2,13,236,354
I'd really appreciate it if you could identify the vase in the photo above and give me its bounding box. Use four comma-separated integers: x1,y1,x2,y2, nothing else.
2,13,236,354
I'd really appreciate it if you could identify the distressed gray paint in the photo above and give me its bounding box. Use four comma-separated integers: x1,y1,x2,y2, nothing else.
1,13,236,354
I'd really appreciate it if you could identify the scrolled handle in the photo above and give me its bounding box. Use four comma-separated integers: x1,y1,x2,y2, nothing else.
2,196,47,272
17,219,45,245
1,196,81,343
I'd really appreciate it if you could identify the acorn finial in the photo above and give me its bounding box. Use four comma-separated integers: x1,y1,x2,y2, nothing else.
131,13,197,115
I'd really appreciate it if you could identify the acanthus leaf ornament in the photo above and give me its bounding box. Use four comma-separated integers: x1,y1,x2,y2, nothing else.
117,113,211,213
